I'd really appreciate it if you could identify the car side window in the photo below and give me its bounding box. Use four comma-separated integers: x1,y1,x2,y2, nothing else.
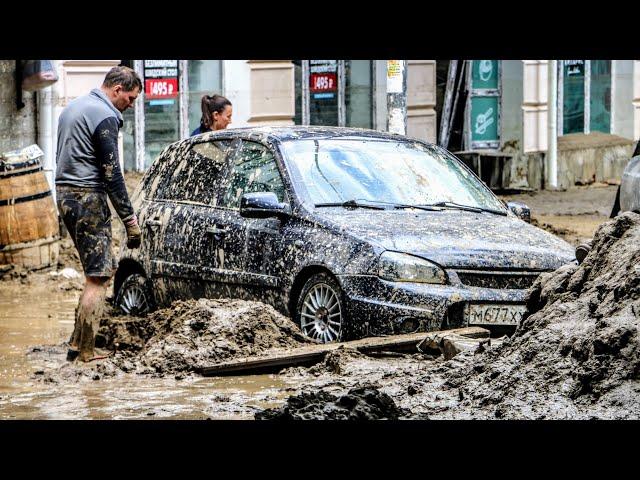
219,141,286,209
154,140,232,205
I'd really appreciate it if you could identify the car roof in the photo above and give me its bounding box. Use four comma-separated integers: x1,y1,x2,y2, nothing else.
189,126,433,145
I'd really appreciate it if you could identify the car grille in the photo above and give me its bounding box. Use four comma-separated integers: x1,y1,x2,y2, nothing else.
455,270,540,289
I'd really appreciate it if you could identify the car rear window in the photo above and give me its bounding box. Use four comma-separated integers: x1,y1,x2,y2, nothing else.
148,140,232,205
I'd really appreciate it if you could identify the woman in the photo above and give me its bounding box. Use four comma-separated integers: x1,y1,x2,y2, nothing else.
191,94,232,136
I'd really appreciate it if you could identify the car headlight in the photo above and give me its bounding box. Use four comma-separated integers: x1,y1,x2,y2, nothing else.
377,251,447,284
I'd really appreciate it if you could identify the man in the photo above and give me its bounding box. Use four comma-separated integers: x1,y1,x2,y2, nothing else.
55,66,142,362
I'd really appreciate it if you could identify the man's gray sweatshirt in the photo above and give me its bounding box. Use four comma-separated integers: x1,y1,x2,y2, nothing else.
55,88,134,221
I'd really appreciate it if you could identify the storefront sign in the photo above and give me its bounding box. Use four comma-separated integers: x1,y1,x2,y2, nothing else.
471,60,499,90
468,60,500,149
310,72,337,93
470,96,499,143
145,78,179,99
144,60,178,78
309,60,337,74
564,60,585,77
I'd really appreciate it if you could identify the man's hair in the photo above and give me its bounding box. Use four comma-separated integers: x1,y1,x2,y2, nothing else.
103,66,143,92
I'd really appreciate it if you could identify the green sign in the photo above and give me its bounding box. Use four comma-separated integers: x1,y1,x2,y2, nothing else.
470,96,499,143
472,60,499,90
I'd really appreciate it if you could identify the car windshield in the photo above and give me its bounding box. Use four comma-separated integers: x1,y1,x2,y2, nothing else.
280,138,506,212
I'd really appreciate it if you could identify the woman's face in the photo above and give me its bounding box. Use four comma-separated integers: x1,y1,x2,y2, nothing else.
213,105,233,130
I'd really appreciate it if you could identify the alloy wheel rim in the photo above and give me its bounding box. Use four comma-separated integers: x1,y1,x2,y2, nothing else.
120,284,149,315
300,283,342,343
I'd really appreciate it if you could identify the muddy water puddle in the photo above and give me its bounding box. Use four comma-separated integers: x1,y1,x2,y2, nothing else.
0,282,296,419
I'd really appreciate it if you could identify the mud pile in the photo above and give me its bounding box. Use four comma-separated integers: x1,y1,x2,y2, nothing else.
97,298,311,375
32,298,311,383
420,212,640,419
255,385,410,420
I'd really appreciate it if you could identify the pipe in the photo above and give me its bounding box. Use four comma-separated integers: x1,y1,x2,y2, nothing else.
37,85,54,191
547,60,558,188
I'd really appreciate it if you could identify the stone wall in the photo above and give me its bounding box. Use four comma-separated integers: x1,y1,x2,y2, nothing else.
0,60,37,154
557,132,634,188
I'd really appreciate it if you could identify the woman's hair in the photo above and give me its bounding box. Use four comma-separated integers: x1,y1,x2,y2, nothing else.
201,94,232,129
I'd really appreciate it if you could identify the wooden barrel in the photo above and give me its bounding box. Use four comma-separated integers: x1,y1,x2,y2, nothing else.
0,156,59,269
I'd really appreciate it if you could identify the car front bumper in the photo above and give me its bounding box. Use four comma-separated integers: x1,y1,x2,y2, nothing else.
336,274,530,337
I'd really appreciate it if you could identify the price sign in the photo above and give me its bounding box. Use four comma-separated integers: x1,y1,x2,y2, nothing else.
145,78,179,99
310,72,337,93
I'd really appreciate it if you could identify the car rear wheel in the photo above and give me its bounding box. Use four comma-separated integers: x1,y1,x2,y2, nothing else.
116,273,154,316
295,273,345,343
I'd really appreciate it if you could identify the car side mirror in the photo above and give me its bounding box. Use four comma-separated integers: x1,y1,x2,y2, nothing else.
506,201,531,223
240,192,290,219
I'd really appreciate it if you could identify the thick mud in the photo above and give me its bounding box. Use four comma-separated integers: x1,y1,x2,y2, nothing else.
32,298,312,383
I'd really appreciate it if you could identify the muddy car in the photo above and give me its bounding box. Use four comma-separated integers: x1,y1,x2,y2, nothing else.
114,126,575,343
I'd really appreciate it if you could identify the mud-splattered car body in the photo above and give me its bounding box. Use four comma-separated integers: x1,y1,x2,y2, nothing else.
115,127,575,341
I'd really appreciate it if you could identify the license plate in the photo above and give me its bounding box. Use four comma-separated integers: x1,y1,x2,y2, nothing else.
465,303,527,325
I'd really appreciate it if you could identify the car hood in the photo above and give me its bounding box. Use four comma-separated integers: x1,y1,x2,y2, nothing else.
315,208,575,270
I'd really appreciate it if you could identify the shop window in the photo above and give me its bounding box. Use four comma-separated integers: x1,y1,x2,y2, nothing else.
561,60,611,135
562,60,585,135
187,61,223,133
309,60,339,126
345,60,373,129
143,60,180,168
295,60,373,128
590,60,611,133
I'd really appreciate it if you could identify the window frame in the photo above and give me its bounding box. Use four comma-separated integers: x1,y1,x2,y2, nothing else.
215,139,291,212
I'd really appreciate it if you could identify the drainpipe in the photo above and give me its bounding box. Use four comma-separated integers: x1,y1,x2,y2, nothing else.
547,60,558,188
37,84,54,192
134,60,145,172
387,60,407,135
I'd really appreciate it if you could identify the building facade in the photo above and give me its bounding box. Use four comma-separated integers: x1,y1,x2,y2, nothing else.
444,60,640,190
2,59,639,193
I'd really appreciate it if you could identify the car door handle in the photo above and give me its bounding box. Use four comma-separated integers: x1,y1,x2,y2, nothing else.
146,219,162,228
206,226,229,235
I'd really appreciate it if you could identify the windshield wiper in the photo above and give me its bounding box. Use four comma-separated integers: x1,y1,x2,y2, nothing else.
391,203,445,212
314,199,386,210
425,201,507,216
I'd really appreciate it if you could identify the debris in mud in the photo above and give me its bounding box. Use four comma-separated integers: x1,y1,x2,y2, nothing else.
255,385,411,420
307,347,365,375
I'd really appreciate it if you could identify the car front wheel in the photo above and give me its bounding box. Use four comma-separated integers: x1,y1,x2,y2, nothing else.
295,272,345,343
116,273,154,316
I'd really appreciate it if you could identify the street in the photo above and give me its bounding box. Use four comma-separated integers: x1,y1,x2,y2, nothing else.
1,180,635,420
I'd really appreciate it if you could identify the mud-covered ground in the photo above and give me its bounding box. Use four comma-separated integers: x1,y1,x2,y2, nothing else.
2,180,635,419
499,184,618,246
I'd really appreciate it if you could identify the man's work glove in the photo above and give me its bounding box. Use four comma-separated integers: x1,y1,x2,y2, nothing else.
123,214,142,249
